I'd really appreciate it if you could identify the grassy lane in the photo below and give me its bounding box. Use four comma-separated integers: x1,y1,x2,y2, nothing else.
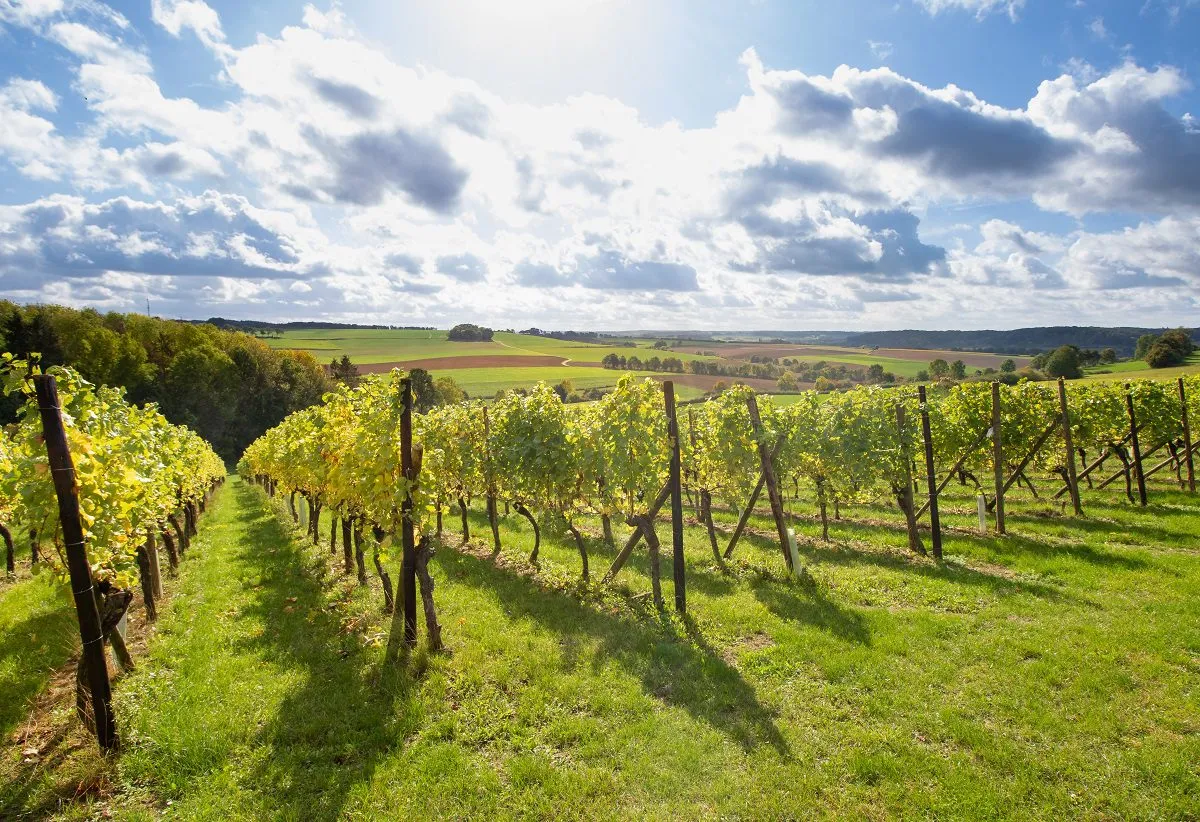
90,474,1199,820
0,576,74,741
8,473,1196,818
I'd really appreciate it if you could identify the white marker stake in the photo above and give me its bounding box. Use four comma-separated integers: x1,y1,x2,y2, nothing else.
786,528,802,576
977,493,988,534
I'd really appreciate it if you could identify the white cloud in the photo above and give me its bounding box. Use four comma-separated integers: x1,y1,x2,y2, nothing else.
912,0,1025,21
150,0,226,51
1,0,1199,328
868,40,894,61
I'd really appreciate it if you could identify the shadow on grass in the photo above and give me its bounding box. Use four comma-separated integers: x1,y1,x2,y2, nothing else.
749,574,871,645
227,482,410,822
441,547,792,758
731,527,1085,604
0,603,76,738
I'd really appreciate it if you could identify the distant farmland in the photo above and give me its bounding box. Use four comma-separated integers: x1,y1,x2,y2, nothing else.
262,329,1047,399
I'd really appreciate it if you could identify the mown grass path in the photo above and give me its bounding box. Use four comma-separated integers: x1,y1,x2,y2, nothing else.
9,474,1197,820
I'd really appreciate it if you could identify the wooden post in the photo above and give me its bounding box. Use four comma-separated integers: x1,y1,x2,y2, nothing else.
1058,378,1083,515
663,382,685,614
482,407,501,557
991,382,1005,535
1125,383,1148,507
746,393,793,571
399,377,418,646
1180,378,1195,493
917,386,942,560
895,404,924,556
33,375,118,751
146,529,163,600
604,482,670,581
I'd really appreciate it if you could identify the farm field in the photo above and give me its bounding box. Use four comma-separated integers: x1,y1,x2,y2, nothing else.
3,473,1197,819
263,329,1042,397
1083,353,1200,382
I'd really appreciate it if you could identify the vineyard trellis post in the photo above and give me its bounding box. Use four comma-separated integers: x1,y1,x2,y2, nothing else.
745,393,794,572
400,377,418,647
1125,383,1148,507
1179,378,1195,493
663,381,686,613
991,381,1006,535
482,407,501,557
917,386,942,560
1058,378,1083,516
33,374,118,752
895,404,924,556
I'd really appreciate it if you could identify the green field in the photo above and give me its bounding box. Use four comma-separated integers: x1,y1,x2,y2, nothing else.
1083,354,1200,382
4,471,1199,818
263,329,1200,400
261,329,511,363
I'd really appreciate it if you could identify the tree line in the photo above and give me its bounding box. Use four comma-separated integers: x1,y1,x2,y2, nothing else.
0,303,332,460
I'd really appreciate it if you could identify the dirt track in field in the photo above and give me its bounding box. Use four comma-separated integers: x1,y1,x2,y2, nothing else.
356,354,568,372
675,344,1028,369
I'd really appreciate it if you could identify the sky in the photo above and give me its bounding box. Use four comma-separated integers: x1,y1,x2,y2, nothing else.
0,0,1198,331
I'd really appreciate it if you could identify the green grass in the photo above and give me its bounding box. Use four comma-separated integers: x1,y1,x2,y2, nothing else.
262,329,510,364
0,573,75,741
426,366,621,398
6,469,1196,819
1083,354,1200,382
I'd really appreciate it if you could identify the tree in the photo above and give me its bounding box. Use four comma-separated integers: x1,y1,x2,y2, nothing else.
601,353,621,369
1043,345,1083,379
1140,329,1192,368
433,376,467,405
915,369,929,382
447,323,494,342
929,359,949,379
329,355,360,387
1099,348,1117,364
1000,358,1016,373
777,371,799,392
867,363,885,383
950,360,967,380
409,368,438,412
1134,334,1158,360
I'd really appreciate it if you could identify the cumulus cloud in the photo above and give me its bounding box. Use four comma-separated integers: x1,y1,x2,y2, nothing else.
0,0,1197,327
912,0,1024,20
514,251,699,291
436,253,488,282
0,192,318,283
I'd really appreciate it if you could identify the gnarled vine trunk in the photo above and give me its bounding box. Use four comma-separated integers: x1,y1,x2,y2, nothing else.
459,496,470,543
371,526,394,614
563,514,588,581
628,514,663,610
1,523,13,575
513,502,539,564
415,537,442,650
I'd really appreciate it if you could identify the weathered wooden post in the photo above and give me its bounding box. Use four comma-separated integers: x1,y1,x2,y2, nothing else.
1125,383,1148,506
33,374,118,751
146,528,163,599
917,386,942,560
482,407,501,557
746,393,794,572
663,381,685,613
1180,378,1195,493
895,404,924,555
400,377,418,646
991,381,1006,535
1058,378,1083,515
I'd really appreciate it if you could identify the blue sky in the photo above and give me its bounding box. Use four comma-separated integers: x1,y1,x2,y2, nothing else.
0,0,1198,330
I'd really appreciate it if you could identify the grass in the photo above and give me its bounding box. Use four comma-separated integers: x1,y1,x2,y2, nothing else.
1083,354,1200,382
0,573,75,741
5,467,1198,819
